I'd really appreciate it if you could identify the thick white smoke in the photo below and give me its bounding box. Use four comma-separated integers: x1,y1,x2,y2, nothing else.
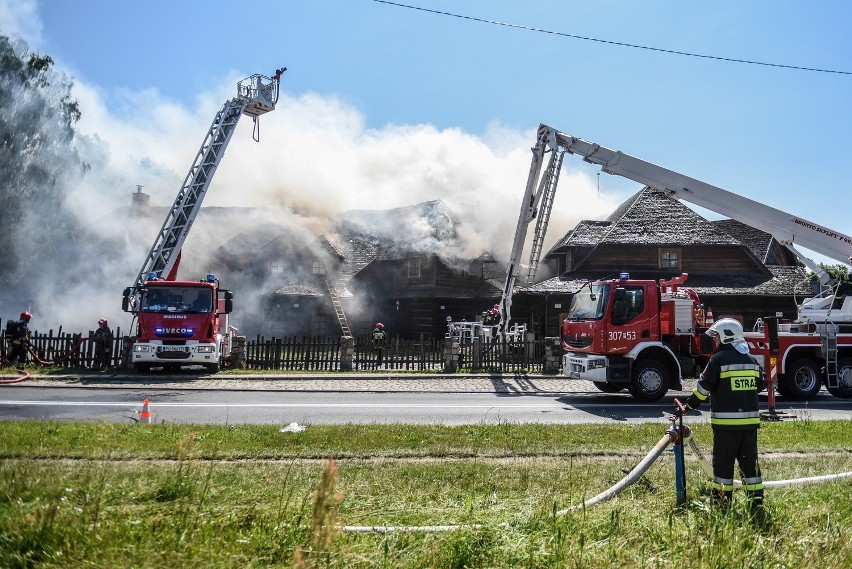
2,5,622,333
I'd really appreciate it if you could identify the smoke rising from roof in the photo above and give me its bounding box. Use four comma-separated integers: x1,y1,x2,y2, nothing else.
1,32,620,333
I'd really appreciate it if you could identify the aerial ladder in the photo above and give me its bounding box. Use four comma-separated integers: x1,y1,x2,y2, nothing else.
540,125,852,285
132,69,286,289
524,124,852,398
497,125,565,339
122,69,285,372
502,124,852,339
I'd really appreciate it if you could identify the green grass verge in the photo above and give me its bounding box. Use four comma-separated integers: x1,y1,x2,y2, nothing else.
1,421,851,568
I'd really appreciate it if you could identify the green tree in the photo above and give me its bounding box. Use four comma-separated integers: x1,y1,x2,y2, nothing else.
807,263,850,283
0,35,85,286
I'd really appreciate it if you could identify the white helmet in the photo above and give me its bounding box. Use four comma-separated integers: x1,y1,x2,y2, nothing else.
706,317,744,344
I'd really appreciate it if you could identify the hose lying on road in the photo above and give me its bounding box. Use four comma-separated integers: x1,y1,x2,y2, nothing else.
687,437,852,488
556,428,679,516
0,369,32,384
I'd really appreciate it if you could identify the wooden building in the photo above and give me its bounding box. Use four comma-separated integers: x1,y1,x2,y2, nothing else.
511,187,812,338
227,200,504,339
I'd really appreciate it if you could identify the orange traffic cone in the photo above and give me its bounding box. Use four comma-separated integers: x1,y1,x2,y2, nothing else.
705,308,715,327
140,399,151,424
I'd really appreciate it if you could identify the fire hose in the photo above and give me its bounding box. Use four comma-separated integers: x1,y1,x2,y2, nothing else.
0,336,89,384
557,418,852,515
26,335,88,366
686,436,852,488
0,368,32,384
556,426,681,515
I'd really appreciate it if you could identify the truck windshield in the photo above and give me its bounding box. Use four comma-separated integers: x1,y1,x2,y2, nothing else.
565,284,610,321
142,287,213,314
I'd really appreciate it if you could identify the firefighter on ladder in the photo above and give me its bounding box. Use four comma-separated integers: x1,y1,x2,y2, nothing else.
673,318,765,513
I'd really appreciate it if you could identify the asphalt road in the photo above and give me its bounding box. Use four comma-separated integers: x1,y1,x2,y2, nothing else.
1,374,850,425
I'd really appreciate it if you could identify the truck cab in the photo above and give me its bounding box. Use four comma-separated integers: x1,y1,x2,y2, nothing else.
123,274,233,373
562,274,712,401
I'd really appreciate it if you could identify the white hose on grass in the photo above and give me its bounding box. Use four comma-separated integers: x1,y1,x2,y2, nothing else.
687,437,852,488
341,524,482,533
556,430,678,516
336,427,852,531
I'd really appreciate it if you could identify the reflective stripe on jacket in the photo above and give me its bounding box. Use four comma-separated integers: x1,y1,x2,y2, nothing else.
687,343,765,429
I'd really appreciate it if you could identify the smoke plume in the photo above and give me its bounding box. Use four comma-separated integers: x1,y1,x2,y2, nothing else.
0,34,619,334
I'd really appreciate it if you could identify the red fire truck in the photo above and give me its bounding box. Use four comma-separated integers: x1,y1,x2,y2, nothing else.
517,125,852,401
123,70,283,372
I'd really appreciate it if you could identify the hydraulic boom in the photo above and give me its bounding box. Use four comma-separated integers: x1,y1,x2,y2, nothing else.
133,71,283,287
537,124,852,282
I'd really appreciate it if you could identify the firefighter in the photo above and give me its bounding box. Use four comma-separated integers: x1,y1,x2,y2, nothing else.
694,303,706,329
372,322,387,368
92,318,114,369
674,318,765,511
2,311,32,368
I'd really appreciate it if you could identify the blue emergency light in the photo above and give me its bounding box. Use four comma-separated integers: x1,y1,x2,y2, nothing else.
147,272,158,281
206,274,216,282
619,272,630,280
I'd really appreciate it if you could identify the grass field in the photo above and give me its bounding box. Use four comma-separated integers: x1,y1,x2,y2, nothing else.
1,420,851,568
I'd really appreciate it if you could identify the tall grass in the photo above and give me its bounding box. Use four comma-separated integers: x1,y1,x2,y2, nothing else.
0,421,850,567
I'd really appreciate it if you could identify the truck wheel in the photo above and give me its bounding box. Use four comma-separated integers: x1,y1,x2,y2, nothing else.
205,363,220,374
593,382,624,393
628,360,670,402
134,363,151,373
780,358,822,400
827,357,852,399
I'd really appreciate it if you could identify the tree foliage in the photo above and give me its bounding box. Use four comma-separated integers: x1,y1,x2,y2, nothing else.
0,35,86,284
807,263,850,283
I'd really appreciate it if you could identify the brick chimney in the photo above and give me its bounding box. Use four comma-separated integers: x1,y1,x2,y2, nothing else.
132,184,150,214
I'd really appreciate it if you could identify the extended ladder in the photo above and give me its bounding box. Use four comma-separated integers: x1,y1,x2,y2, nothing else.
525,148,565,284
326,279,352,337
133,73,281,287
823,326,839,388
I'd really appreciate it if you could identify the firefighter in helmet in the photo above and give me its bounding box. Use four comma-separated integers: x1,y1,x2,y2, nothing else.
93,318,114,369
674,318,765,512
2,311,32,368
372,322,387,368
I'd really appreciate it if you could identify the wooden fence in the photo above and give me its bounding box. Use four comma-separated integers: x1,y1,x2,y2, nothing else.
243,335,448,372
2,330,547,373
0,327,125,369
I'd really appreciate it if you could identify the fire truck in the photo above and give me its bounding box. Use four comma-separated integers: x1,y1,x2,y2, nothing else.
122,70,284,372
519,125,852,401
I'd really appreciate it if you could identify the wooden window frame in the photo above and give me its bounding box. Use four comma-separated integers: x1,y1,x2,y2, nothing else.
659,248,681,270
270,259,286,274
407,259,421,279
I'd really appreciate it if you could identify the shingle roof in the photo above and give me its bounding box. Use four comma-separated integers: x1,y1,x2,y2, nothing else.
528,187,811,298
687,265,811,296
273,282,325,296
519,266,810,297
547,187,737,257
711,219,773,263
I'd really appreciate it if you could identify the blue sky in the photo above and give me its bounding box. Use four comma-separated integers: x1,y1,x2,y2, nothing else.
4,0,852,267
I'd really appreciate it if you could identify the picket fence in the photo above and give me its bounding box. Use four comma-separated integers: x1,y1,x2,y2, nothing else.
1,329,547,373
244,334,545,372
0,327,125,369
